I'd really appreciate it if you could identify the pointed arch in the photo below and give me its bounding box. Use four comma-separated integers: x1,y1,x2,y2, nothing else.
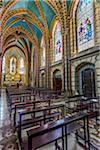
52,20,62,62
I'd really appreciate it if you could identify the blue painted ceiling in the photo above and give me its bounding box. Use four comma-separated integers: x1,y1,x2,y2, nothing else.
3,0,71,44
40,0,56,30
66,0,71,10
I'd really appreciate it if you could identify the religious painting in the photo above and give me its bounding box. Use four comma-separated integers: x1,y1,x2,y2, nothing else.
77,0,94,52
54,22,62,61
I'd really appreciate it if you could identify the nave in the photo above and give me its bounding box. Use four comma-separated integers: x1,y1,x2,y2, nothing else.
0,0,100,150
0,86,99,150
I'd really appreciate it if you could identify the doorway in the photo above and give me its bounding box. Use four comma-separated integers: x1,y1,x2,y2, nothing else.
81,68,96,97
41,73,45,88
53,70,62,91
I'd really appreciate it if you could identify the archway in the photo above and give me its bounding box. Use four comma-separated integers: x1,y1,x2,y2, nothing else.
2,48,27,86
53,69,62,91
76,63,96,97
41,72,45,88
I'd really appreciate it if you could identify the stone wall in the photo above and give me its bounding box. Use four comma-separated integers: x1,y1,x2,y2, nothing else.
70,47,100,96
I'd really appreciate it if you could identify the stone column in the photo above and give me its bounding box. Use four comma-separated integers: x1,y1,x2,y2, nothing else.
0,1,3,87
61,34,65,91
28,54,31,86
71,65,76,95
64,27,71,95
45,35,50,89
33,48,39,87
30,46,34,87
49,37,53,89
95,54,100,97
0,57,2,87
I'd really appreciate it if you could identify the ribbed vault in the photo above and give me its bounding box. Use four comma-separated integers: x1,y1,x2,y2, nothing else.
1,0,72,56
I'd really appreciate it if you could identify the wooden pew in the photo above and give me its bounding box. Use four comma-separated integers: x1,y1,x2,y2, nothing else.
8,93,36,116
13,99,52,126
7,91,33,105
26,113,89,150
66,96,98,113
17,104,64,142
10,93,36,108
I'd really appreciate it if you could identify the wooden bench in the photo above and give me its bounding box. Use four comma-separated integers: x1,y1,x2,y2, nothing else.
13,99,52,126
8,93,36,116
10,92,35,104
17,112,61,129
7,91,33,106
17,104,64,141
26,113,89,150
66,96,99,113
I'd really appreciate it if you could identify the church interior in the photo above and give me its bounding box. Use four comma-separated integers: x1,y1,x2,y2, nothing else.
0,0,100,150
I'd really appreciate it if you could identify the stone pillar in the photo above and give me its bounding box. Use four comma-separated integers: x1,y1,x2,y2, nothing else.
33,48,39,87
49,37,53,89
36,49,39,87
64,27,71,95
45,35,50,89
28,54,31,86
62,34,65,91
0,1,3,87
0,34,2,87
64,33,67,92
0,58,2,87
95,54,100,97
31,46,34,87
71,65,76,95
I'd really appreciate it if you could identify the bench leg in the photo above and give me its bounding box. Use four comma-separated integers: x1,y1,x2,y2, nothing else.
83,118,87,149
87,116,90,150
28,137,32,150
96,112,98,124
65,125,67,150
62,127,64,150
75,130,79,141
55,140,58,150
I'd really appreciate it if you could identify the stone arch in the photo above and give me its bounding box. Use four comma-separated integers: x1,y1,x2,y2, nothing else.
39,70,46,88
2,47,28,86
53,69,62,91
75,62,96,97
41,71,46,88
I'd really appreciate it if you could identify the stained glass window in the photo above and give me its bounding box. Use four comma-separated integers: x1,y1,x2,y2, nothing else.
77,0,94,52
10,57,16,75
53,22,62,62
2,57,6,74
40,37,46,67
20,57,24,74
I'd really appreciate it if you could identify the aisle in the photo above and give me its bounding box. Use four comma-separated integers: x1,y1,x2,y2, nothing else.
0,89,18,150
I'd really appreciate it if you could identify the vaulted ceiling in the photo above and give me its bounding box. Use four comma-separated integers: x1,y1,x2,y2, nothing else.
1,0,72,58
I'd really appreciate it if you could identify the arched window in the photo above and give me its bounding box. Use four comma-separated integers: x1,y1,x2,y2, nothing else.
53,22,62,62
77,0,94,52
2,57,6,74
40,37,46,67
20,57,25,74
10,57,16,75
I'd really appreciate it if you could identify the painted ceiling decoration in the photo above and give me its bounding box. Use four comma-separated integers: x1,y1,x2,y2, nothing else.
1,0,72,57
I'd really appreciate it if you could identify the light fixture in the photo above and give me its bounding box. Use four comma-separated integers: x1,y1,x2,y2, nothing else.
22,18,26,22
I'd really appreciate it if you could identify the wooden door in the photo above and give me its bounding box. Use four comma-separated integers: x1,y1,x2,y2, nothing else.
82,68,96,97
53,77,62,91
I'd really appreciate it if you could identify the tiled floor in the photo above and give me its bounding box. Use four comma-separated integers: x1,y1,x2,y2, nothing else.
0,89,18,150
